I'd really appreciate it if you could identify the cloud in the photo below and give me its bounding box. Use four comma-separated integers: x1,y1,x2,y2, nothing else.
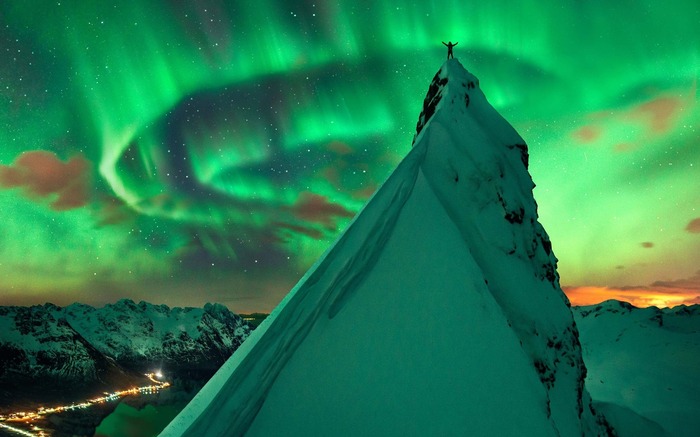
287,192,354,228
326,140,354,155
572,125,601,144
651,270,700,290
613,142,637,153
641,242,654,248
574,88,691,153
0,151,91,210
632,95,683,134
686,218,700,233
94,195,137,226
352,184,378,200
273,221,325,240
564,271,700,308
616,284,651,291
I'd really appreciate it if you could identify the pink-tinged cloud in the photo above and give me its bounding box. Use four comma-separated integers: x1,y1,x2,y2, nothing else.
641,242,654,248
564,271,700,308
613,142,636,153
582,89,691,153
96,195,136,226
633,95,683,134
686,218,700,233
572,125,601,144
274,221,325,241
0,151,91,210
352,184,378,200
652,271,700,290
327,140,354,155
288,192,354,229
322,167,341,187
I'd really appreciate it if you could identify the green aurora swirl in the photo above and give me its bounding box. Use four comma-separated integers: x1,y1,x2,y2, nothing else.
0,0,698,310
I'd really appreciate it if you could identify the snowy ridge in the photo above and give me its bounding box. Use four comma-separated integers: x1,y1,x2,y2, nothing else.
163,130,428,434
416,60,600,435
162,60,609,436
0,304,109,382
574,300,700,436
0,300,251,386
62,299,250,370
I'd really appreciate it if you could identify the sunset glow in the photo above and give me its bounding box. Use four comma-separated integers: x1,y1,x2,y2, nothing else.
564,285,700,308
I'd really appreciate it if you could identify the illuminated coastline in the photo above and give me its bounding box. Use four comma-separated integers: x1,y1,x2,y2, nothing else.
0,373,170,437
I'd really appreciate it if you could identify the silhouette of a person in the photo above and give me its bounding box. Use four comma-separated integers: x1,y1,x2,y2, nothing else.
442,41,458,59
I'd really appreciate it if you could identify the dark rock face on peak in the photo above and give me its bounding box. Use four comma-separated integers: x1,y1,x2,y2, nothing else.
413,62,483,144
414,70,447,141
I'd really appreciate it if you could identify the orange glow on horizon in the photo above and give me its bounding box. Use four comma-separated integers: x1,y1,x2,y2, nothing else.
563,285,700,308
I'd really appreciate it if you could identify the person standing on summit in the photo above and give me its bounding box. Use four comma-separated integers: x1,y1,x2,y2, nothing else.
442,41,458,59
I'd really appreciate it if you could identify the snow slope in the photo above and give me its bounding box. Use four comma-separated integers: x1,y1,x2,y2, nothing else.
574,301,700,436
161,59,608,436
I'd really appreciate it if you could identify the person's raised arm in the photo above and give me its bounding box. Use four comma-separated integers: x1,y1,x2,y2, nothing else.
454,42,458,46
442,41,447,46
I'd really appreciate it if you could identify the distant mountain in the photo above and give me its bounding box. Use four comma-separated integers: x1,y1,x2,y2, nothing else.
61,299,251,375
574,300,700,437
0,299,251,409
0,303,138,409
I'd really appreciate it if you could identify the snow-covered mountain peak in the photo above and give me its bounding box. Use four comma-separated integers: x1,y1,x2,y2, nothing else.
0,301,252,414
162,61,609,436
0,301,251,381
415,59,478,138
418,60,552,270
666,303,700,317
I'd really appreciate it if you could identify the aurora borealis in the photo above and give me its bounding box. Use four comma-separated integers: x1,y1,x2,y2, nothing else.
1,1,698,311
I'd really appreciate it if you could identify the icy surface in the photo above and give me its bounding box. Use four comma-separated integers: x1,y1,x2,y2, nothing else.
575,301,700,436
161,60,607,436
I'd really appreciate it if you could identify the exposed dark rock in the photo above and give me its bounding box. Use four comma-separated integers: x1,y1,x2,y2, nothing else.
414,71,447,142
505,207,525,224
507,143,529,169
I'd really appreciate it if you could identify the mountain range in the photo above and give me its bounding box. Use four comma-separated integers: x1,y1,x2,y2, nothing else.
1,299,698,436
0,299,250,410
574,300,700,436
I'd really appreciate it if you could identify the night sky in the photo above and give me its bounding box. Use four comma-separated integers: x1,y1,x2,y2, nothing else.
1,1,698,312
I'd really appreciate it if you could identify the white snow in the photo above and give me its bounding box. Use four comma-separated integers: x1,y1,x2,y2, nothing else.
56,300,248,363
575,301,700,437
0,304,100,379
0,300,249,381
160,59,606,436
